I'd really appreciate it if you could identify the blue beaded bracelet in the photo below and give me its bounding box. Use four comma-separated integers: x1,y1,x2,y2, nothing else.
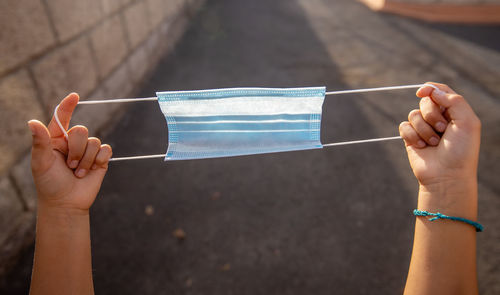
413,209,483,232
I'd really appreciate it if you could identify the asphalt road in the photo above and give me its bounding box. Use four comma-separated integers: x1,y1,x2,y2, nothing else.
3,0,499,294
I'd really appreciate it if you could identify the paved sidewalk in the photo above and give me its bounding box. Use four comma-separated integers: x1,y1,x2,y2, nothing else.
2,0,499,294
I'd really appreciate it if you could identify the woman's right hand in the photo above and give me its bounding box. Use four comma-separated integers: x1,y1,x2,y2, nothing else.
399,82,481,190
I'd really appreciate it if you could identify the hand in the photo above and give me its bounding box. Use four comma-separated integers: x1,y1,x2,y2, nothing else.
28,93,112,213
399,82,481,187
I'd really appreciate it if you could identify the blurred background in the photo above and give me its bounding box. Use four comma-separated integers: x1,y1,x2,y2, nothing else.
0,0,499,294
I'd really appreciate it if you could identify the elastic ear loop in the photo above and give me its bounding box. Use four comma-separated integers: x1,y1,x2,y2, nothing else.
53,84,439,161
54,103,69,140
53,96,157,142
424,84,440,92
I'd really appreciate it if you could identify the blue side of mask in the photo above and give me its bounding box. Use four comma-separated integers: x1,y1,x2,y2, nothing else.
156,87,325,160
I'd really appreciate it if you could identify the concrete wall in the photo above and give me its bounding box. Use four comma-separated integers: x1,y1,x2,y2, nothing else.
0,0,203,277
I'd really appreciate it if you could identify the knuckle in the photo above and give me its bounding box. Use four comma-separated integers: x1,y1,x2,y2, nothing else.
419,96,435,111
96,145,110,159
95,156,107,165
399,121,409,130
96,151,111,164
101,144,112,155
88,137,101,147
399,130,409,139
422,132,434,141
418,97,425,109
420,109,437,123
448,94,464,104
408,109,420,121
419,96,431,106
399,122,413,138
71,125,89,136
104,148,112,159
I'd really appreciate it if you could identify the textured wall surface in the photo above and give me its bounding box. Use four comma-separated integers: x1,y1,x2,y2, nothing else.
0,0,203,277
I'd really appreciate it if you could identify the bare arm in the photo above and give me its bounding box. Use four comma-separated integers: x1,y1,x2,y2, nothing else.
28,93,112,294
400,83,481,295
404,181,478,295
31,207,94,294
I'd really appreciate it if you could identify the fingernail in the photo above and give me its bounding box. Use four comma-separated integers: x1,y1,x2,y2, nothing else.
417,140,426,148
91,164,98,170
69,160,79,169
432,89,446,98
429,137,439,146
75,169,86,178
435,121,446,132
27,121,36,136
424,84,439,90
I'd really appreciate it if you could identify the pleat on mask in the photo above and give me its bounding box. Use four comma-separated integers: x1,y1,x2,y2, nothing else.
156,87,326,160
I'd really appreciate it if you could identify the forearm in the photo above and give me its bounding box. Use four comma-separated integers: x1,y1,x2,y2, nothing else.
30,204,94,295
404,179,479,295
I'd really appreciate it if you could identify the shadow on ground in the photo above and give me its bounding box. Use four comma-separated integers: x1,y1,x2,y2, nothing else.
426,23,500,53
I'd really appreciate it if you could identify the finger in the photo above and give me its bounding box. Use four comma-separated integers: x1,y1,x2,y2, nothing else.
48,93,79,138
416,82,456,98
75,137,101,178
428,90,479,124
50,136,69,156
443,109,451,122
419,96,448,133
399,121,425,148
408,109,440,146
94,144,112,169
28,120,55,175
66,125,88,169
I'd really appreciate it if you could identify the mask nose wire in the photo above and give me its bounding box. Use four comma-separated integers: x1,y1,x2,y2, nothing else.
52,84,438,161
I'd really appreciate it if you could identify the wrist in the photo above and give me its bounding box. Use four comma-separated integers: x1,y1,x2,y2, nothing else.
37,193,91,215
417,178,478,221
37,202,90,228
36,203,91,246
419,176,477,195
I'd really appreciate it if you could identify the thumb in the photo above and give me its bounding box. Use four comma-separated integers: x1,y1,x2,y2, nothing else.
28,120,55,175
428,88,476,122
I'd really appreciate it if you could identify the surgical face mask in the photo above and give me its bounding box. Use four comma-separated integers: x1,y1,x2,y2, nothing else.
156,87,326,160
55,84,422,162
